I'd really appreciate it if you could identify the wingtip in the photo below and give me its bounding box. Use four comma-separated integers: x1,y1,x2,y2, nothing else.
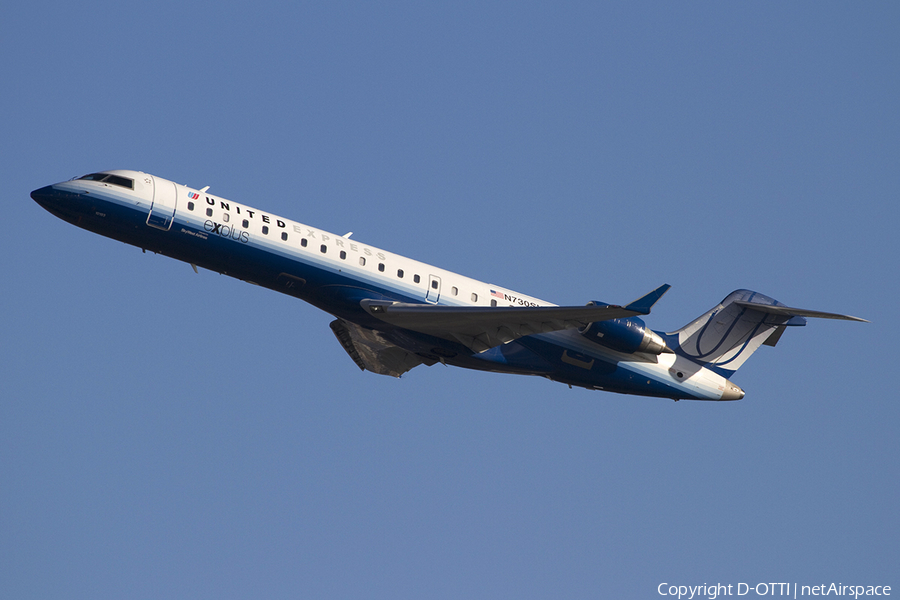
624,283,671,315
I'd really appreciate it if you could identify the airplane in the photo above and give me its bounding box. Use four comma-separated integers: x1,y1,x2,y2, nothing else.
31,170,866,401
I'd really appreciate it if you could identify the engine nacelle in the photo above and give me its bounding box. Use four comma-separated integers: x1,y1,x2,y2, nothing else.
579,303,671,355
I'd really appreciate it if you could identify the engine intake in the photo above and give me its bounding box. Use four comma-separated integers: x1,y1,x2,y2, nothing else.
579,302,671,355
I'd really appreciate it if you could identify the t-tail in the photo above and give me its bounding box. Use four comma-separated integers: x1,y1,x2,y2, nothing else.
667,289,867,378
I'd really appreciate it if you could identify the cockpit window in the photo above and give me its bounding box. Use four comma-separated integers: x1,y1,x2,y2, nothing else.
78,173,134,189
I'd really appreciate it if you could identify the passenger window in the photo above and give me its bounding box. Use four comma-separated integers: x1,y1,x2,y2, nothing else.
320,245,327,253
359,257,366,266
281,232,288,241
397,269,404,278
451,286,458,296
491,299,497,307
300,238,307,247
413,275,420,284
471,293,478,302
431,280,438,289
262,226,269,234
187,202,195,211
378,263,385,272
242,219,249,228
223,213,230,223
340,251,346,260
206,208,213,217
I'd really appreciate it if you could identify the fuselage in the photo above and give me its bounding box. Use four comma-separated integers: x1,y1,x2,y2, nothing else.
32,170,742,401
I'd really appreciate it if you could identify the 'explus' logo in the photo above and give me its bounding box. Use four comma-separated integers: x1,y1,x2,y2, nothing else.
204,220,249,244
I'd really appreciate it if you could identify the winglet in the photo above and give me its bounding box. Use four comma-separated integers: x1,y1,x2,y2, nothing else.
624,284,671,315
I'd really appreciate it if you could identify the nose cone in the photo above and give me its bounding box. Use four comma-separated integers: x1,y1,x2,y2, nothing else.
721,381,745,401
31,184,83,224
31,185,56,208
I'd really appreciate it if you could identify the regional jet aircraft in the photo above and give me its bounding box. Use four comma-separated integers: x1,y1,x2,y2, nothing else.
31,170,866,401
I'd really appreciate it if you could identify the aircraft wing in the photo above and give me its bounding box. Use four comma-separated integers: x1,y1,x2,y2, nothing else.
330,319,435,377
360,284,670,353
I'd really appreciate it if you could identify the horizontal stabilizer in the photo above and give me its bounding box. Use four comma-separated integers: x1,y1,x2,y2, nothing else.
733,301,868,323
361,284,668,353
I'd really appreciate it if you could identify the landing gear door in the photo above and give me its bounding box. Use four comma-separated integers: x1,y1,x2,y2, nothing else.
426,275,441,304
147,176,177,231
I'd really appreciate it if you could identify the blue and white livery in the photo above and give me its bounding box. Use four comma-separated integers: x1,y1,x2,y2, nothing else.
32,170,866,401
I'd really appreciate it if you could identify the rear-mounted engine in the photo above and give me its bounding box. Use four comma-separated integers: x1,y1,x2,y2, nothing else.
579,302,671,355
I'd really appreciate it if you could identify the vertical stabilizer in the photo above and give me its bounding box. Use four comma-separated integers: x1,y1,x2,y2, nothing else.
669,290,805,376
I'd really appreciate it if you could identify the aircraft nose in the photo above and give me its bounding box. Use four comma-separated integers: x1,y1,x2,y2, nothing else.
31,184,81,223
31,185,55,208
720,381,745,400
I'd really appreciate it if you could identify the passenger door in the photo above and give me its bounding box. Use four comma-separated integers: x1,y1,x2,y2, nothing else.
147,176,177,231
426,274,441,304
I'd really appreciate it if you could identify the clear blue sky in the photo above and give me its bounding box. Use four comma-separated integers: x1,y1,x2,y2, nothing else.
2,2,897,598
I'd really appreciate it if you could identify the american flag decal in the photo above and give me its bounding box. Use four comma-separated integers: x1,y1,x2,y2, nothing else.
490,289,504,299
